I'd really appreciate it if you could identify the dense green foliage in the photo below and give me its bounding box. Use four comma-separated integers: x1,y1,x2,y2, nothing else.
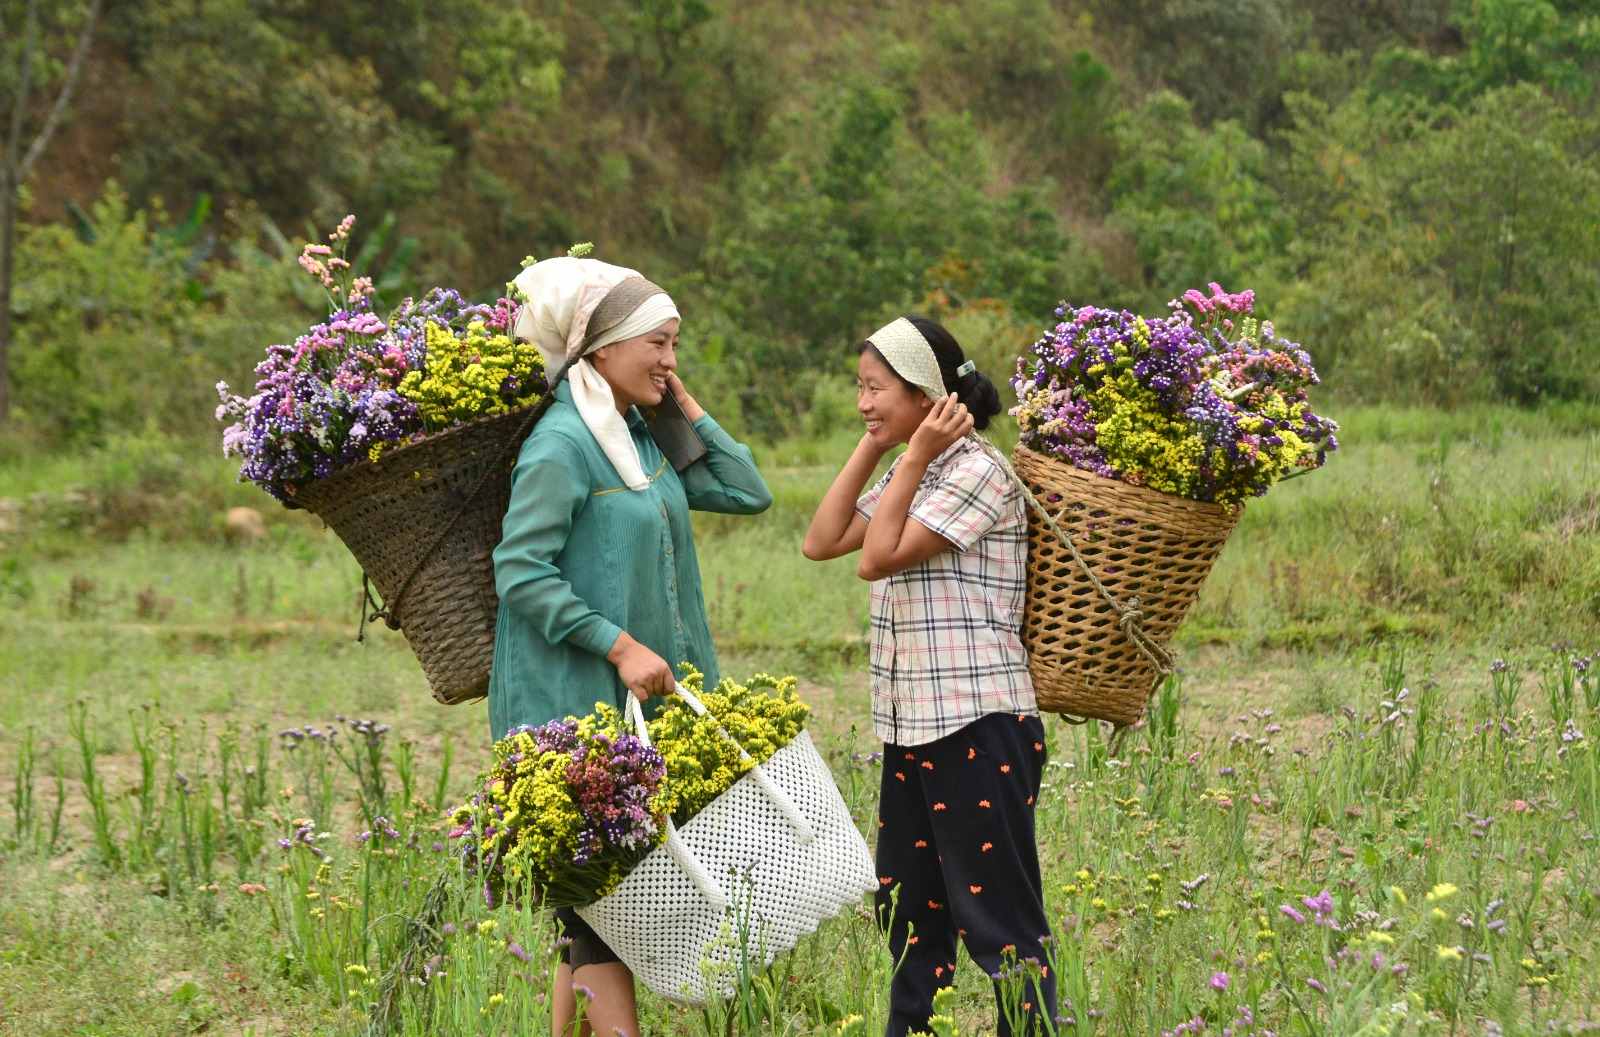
3,0,1598,447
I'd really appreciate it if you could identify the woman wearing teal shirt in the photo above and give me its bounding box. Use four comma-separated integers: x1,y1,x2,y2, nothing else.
491,255,771,1037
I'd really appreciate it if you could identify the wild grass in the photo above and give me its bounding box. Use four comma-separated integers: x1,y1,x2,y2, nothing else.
1,405,1597,1034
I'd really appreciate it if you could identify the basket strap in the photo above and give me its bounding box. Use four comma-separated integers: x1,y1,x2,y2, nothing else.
358,357,576,638
968,434,1176,724
625,695,732,910
670,683,815,844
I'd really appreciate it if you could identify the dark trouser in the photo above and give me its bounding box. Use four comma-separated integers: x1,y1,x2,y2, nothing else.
553,907,622,969
875,712,1057,1037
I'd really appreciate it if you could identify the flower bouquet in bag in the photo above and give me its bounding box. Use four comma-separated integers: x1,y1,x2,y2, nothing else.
214,217,549,704
446,669,812,908
1006,284,1339,724
575,671,876,1004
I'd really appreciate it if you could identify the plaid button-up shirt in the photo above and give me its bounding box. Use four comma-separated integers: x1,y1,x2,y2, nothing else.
855,436,1037,746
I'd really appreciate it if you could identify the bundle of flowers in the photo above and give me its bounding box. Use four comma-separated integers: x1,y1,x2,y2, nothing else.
215,216,546,504
1010,283,1339,508
448,671,810,907
649,669,810,825
448,713,668,908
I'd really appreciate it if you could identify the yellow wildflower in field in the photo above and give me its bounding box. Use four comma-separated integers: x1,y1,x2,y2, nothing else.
1436,945,1463,961
1425,882,1459,902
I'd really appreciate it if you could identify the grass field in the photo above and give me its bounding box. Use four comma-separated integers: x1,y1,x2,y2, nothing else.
1,405,1597,1035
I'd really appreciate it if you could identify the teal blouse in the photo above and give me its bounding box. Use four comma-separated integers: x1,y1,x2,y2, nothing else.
487,382,772,740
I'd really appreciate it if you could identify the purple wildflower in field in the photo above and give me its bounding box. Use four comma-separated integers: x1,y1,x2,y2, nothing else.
1210,971,1230,991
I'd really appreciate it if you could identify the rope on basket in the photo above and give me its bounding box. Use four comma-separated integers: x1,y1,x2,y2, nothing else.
356,358,577,642
969,435,1174,736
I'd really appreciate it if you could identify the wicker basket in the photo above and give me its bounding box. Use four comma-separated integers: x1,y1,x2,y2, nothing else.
1010,444,1240,726
290,406,539,705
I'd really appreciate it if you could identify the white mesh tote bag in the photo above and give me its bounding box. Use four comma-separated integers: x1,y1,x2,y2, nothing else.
576,684,877,1004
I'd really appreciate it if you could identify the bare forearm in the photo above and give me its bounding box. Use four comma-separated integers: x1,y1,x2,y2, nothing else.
803,439,882,559
860,456,928,570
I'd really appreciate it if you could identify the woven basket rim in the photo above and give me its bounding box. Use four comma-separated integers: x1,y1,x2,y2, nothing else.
1012,442,1240,519
284,402,541,509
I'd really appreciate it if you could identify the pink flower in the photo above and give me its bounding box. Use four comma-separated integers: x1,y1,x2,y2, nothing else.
1209,971,1229,991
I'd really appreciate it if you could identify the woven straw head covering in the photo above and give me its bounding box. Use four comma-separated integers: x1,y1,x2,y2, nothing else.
866,317,948,403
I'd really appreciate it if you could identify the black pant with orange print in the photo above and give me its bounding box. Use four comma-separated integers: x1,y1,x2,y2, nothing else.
875,711,1057,1037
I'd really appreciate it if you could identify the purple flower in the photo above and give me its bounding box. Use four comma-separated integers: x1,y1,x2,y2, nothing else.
1209,971,1229,991
1279,904,1306,924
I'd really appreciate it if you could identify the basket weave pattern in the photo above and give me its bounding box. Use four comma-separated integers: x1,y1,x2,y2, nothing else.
577,730,877,1004
1011,445,1239,725
292,406,535,705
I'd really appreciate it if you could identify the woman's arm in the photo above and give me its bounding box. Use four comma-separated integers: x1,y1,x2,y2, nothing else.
858,395,974,580
802,434,885,560
494,435,674,697
669,374,774,515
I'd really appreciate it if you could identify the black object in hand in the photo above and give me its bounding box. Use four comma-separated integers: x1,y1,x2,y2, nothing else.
646,391,708,471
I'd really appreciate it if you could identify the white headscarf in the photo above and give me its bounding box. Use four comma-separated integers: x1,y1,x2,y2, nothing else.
866,317,948,403
511,257,681,491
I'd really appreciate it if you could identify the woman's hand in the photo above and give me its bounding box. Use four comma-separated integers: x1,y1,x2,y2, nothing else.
664,373,706,422
606,632,676,701
906,394,973,465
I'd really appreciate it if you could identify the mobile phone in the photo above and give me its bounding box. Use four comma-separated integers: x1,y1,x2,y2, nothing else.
646,391,708,472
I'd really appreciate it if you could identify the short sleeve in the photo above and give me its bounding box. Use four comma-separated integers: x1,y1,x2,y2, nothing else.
908,452,1008,553
854,460,898,522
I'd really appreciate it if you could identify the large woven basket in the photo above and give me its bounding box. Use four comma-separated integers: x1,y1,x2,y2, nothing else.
1011,444,1240,726
579,687,876,1004
290,406,538,705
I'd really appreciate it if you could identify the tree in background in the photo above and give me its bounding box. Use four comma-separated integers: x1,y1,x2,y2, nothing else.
0,0,102,424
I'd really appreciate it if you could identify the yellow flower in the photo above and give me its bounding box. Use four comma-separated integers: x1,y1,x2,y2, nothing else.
1367,931,1395,945
488,993,505,1006
1425,883,1459,902
478,920,497,936
1431,908,1448,921
1436,945,1463,961
345,963,369,976
1388,886,1407,905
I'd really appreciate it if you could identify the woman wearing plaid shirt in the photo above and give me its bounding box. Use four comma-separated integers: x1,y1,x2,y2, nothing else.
804,316,1056,1037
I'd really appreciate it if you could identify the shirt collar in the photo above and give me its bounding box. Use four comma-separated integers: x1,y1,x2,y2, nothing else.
552,379,647,431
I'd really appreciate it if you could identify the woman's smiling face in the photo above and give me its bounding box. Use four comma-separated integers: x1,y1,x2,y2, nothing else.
591,318,680,412
857,348,930,448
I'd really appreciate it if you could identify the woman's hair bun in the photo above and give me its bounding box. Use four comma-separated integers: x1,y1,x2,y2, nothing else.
907,316,1002,431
